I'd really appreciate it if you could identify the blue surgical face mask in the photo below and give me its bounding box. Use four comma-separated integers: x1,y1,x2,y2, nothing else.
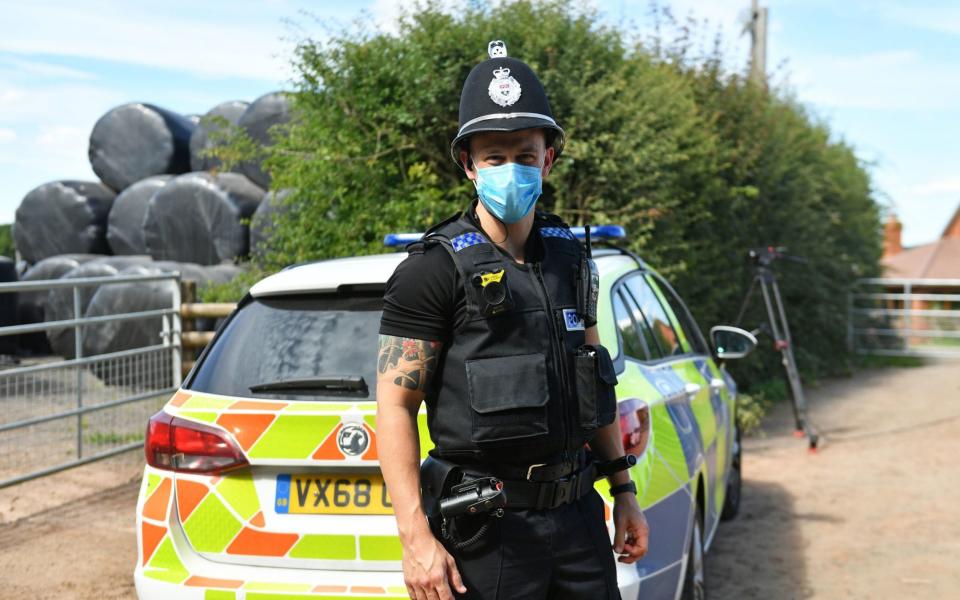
473,162,543,224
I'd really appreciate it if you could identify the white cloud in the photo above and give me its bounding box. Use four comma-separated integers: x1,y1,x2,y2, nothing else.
910,178,960,197
0,57,96,80
871,0,960,36
788,49,960,110
0,2,295,82
0,128,16,144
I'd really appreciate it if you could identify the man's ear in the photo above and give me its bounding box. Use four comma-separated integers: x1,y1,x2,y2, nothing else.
460,149,477,181
541,146,555,178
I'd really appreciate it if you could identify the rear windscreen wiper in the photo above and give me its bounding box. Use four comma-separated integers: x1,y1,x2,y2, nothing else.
249,375,369,397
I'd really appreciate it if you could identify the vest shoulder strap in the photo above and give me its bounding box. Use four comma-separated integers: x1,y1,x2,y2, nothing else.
423,213,510,320
533,211,583,256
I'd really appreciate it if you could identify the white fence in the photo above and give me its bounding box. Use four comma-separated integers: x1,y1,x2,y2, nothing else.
850,278,960,358
0,272,182,488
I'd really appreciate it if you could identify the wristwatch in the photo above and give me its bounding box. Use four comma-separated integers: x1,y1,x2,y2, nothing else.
608,481,638,497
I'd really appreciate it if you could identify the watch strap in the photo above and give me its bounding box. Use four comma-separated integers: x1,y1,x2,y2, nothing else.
609,481,638,497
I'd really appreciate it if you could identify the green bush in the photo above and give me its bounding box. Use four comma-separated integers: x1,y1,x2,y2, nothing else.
0,224,13,259
207,0,882,396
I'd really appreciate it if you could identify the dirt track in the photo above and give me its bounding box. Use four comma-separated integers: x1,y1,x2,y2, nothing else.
1,359,958,599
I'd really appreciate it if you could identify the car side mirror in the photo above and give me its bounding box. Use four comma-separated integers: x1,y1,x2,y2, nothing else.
710,326,757,360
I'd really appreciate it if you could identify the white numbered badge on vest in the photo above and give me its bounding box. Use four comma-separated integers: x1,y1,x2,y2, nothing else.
562,308,585,331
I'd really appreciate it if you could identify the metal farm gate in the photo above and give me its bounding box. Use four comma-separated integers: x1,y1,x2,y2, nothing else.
850,278,960,358
0,272,182,488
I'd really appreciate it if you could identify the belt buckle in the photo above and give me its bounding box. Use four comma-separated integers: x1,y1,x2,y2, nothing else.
526,463,547,481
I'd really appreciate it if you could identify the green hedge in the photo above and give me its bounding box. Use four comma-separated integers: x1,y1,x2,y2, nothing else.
0,224,13,259
209,1,882,390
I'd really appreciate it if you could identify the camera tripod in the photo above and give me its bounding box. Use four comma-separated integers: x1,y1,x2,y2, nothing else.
735,247,819,450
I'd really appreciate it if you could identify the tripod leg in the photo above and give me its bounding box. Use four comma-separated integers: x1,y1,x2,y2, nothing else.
758,276,802,430
768,275,818,448
735,276,760,328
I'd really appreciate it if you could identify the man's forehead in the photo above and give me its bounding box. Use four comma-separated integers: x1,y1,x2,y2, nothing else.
469,129,546,151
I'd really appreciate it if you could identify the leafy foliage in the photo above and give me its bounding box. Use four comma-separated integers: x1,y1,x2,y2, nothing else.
0,224,13,258
206,0,883,391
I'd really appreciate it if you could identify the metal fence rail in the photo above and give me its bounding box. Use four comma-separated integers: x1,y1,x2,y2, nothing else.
0,272,181,488
850,277,960,358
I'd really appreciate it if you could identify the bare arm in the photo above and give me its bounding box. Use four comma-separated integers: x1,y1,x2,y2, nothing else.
376,335,465,599
584,325,650,563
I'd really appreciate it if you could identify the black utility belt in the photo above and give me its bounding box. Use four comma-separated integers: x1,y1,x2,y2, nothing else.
494,466,597,510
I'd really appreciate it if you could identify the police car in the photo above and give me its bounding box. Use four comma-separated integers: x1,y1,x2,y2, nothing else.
134,226,756,599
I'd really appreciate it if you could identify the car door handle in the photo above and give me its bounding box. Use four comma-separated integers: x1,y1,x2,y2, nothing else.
709,378,726,391
684,382,702,397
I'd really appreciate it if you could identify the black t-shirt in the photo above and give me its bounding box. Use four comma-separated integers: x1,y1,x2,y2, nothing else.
379,203,544,342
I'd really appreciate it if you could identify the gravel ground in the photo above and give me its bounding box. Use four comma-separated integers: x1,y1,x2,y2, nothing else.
0,359,957,599
706,358,960,599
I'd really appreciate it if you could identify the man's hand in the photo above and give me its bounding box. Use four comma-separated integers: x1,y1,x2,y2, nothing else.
612,493,649,564
402,529,467,600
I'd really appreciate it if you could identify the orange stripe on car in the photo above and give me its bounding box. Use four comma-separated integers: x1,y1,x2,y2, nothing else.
352,586,387,594
142,477,172,522
226,527,299,556
216,413,276,451
312,585,349,593
312,423,345,460
228,400,288,411
175,479,210,521
361,423,378,461
184,575,244,588
140,522,166,565
169,390,192,407
249,511,265,528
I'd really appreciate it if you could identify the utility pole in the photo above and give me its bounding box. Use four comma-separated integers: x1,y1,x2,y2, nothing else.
747,0,768,86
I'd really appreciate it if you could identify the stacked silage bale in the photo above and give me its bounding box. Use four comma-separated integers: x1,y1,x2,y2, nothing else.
9,93,295,362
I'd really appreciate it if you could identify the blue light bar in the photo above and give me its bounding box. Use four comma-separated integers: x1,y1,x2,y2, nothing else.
384,225,626,248
383,233,424,247
571,225,626,241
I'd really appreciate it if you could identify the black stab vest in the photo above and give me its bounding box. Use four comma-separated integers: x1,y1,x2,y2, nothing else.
414,211,590,464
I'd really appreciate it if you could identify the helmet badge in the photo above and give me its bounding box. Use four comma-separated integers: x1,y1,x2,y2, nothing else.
488,66,522,107
488,40,508,58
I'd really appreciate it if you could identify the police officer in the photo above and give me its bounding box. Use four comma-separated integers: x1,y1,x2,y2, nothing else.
377,41,649,600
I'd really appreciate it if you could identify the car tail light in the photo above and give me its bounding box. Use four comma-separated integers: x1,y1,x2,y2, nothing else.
145,411,249,474
620,399,651,459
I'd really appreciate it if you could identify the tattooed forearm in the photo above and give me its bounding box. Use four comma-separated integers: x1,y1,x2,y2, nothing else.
377,335,442,392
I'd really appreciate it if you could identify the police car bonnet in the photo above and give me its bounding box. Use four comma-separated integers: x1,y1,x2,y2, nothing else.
450,40,566,168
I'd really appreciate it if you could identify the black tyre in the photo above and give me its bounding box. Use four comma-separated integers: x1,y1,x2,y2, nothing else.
720,422,742,521
680,506,706,600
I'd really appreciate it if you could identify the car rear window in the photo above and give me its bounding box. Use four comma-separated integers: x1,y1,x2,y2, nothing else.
187,293,383,401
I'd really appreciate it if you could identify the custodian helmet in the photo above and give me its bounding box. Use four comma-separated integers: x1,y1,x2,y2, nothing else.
450,40,565,168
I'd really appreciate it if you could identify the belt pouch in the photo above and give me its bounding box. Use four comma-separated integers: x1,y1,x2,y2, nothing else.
420,455,462,519
574,344,618,430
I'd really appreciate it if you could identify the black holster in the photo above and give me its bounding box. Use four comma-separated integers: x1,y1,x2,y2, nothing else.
420,455,502,553
420,454,462,520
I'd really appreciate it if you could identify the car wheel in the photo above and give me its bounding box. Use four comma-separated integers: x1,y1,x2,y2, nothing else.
720,423,741,521
680,506,707,600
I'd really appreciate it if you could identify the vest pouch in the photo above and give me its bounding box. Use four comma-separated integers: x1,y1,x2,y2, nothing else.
574,345,618,430
465,353,549,444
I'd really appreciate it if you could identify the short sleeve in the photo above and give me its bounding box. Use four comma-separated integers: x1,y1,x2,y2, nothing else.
379,244,457,342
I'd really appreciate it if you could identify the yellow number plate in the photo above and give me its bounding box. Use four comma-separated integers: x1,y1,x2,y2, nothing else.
275,474,393,515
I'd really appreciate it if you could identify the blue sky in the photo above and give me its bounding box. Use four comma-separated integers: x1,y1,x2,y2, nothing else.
0,0,957,247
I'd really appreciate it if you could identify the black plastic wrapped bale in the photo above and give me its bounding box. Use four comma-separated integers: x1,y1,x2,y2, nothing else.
143,172,264,265
13,181,116,264
250,189,292,261
106,175,171,256
190,100,249,172
82,265,180,385
238,92,291,188
88,103,196,191
0,257,17,356
16,254,103,354
44,256,151,359
202,263,243,284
